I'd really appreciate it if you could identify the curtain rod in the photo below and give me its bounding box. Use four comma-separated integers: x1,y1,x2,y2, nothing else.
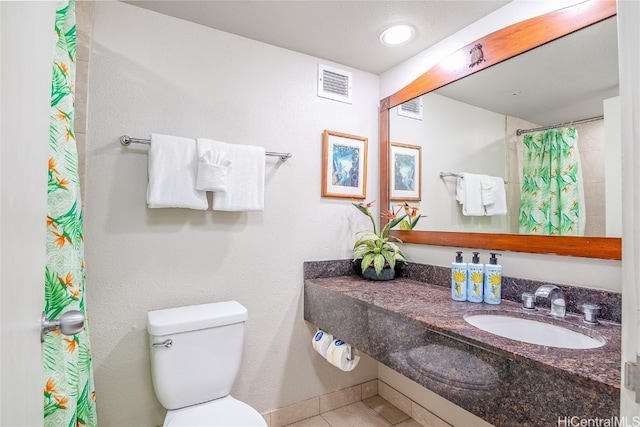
516,115,604,136
119,135,292,162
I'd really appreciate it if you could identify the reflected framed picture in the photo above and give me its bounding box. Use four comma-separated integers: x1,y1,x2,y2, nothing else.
390,142,421,201
322,130,368,199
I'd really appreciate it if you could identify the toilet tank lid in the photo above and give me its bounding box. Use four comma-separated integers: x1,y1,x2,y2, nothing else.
147,301,248,336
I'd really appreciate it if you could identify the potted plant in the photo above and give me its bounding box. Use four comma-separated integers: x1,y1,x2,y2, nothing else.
352,201,425,280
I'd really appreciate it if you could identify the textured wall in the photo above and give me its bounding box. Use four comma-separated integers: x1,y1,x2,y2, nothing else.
84,3,379,426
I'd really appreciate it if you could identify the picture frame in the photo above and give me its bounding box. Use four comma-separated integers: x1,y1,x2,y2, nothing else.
390,142,421,201
322,130,368,199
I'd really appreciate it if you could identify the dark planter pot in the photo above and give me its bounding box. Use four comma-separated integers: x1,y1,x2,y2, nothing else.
362,266,395,281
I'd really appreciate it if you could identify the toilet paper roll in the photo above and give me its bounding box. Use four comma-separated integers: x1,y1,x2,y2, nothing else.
312,330,333,358
325,339,360,372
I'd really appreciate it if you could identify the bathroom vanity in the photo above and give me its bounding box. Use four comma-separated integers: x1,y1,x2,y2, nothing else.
303,260,620,427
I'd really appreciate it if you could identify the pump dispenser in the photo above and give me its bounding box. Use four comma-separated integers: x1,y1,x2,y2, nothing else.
451,251,467,301
484,253,502,304
466,252,484,303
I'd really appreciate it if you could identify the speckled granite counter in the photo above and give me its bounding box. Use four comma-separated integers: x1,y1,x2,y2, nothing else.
304,272,620,426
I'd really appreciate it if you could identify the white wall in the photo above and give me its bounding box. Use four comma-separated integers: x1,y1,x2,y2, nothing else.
604,96,622,237
619,0,640,418
85,3,378,426
390,93,507,233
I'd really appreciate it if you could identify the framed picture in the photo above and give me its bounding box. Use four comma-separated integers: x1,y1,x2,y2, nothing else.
390,142,421,201
322,130,368,199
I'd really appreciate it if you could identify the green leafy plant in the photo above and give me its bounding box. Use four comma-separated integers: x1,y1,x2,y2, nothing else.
352,201,425,276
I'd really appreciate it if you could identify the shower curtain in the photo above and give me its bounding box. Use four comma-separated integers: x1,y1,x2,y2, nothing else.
518,127,584,236
44,1,98,425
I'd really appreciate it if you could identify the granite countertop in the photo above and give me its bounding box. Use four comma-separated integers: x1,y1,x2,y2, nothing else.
306,275,621,389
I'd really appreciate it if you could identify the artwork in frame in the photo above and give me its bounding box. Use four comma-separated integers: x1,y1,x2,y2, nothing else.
390,142,421,201
322,130,368,199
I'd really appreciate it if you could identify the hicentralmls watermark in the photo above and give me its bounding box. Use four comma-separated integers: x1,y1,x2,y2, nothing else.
558,417,640,427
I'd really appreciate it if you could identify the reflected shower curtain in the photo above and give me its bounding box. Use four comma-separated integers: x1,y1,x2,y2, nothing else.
44,1,98,425
519,127,584,235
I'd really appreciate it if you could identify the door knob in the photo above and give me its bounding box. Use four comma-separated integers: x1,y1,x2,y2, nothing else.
41,310,85,342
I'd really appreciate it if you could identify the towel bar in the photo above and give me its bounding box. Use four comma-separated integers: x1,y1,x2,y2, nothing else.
440,171,507,184
120,135,292,162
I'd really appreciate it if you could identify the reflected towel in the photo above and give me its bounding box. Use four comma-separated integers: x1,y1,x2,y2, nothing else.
147,134,208,210
211,144,265,211
482,176,507,216
456,173,485,216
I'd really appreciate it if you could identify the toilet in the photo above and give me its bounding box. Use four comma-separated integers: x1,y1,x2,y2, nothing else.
147,301,267,427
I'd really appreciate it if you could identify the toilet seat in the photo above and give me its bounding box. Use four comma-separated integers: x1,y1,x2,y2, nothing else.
164,395,267,427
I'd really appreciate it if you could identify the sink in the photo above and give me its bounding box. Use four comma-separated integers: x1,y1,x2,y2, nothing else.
464,313,605,349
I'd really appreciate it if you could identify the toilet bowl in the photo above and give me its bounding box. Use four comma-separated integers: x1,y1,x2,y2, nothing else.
148,301,266,427
163,396,265,427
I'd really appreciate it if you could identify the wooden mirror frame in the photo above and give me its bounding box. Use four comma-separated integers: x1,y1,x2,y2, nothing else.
379,0,621,260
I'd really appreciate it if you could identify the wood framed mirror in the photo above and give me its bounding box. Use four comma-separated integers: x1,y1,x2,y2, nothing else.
379,0,621,260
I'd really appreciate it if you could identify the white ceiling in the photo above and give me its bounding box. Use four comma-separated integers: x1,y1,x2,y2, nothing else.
123,0,509,75
122,1,619,126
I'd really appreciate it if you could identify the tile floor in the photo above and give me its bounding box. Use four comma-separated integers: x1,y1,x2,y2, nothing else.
282,396,422,427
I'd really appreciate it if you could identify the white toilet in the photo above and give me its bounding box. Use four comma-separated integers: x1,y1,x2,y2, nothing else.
147,301,267,427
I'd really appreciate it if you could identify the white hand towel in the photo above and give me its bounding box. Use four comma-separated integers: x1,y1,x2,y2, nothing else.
312,330,333,358
196,138,231,192
480,174,497,206
456,173,485,216
483,176,508,216
325,339,360,372
211,144,265,211
147,134,208,210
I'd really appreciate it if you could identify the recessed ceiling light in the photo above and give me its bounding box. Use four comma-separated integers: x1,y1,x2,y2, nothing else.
380,24,414,46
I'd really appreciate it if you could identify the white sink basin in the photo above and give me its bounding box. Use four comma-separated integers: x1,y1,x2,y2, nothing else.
464,313,605,349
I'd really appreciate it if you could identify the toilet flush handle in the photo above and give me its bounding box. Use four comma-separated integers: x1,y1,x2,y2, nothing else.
152,339,173,348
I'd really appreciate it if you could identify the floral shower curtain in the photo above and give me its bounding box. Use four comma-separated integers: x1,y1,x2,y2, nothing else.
519,127,583,236
44,1,98,425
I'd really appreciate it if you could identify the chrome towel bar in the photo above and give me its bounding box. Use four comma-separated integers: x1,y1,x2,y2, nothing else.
120,135,292,162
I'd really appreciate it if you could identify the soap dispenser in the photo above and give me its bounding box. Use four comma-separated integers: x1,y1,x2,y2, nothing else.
483,253,502,305
451,251,467,301
466,252,484,303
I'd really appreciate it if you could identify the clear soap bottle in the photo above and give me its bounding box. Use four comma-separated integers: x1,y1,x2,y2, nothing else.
466,252,484,303
484,253,502,304
451,251,467,301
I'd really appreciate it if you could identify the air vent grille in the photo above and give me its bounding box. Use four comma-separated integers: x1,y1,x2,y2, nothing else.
318,64,352,104
398,97,423,120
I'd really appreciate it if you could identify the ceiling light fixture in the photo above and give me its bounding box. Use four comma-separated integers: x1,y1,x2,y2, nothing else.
379,24,414,46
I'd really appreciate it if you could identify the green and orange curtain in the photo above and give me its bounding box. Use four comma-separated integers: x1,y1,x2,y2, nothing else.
518,127,584,236
44,1,98,425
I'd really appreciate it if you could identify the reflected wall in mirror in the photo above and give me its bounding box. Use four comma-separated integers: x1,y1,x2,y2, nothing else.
380,0,622,259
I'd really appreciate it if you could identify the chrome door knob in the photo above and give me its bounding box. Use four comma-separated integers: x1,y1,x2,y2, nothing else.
41,310,85,342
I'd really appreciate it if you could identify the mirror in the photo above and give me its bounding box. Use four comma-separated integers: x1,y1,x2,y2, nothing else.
379,0,622,259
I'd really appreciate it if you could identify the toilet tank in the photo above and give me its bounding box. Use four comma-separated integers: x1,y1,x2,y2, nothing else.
147,301,248,410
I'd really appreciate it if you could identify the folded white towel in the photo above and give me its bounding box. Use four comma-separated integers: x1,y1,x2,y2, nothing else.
456,173,485,216
482,176,507,216
196,139,231,192
147,134,208,210
211,144,265,211
480,175,498,206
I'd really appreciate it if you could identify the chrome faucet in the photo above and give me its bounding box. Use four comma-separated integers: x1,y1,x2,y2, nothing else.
534,285,566,318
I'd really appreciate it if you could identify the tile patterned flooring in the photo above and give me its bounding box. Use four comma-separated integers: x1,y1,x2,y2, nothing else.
282,396,422,427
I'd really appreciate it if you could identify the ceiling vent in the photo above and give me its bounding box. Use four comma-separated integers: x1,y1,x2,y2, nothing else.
398,97,423,120
318,64,352,104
